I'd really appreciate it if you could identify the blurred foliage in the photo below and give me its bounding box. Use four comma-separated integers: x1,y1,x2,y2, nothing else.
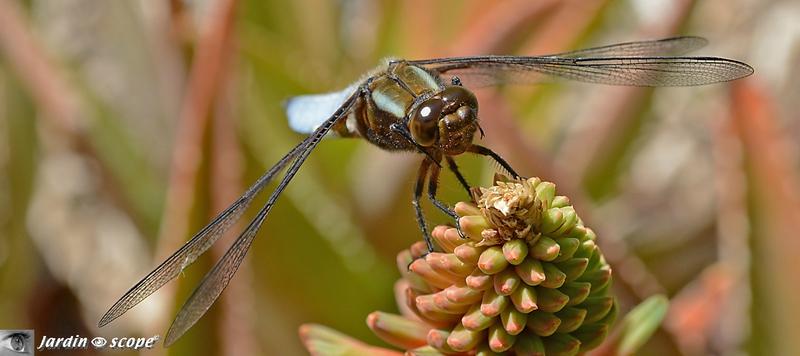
1,0,799,355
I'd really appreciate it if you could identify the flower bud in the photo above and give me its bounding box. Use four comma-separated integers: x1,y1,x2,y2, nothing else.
334,176,617,355
531,236,560,261
478,246,509,274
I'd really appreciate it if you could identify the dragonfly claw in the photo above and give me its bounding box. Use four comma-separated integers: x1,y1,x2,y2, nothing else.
406,251,430,271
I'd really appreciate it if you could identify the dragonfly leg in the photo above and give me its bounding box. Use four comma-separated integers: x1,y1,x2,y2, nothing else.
468,144,521,179
412,158,435,255
445,156,472,199
427,159,468,240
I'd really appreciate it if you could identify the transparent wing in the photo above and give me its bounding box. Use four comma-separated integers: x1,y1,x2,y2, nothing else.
550,36,708,58
163,90,361,346
285,83,359,134
410,38,753,88
98,140,307,328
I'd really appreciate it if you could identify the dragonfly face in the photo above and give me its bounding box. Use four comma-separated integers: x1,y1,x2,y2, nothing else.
409,86,480,155
326,61,480,157
99,36,754,347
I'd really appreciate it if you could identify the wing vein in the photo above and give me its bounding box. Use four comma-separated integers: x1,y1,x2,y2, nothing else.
162,89,361,346
97,135,307,328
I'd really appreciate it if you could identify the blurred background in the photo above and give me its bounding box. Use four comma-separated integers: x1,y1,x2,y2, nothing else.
0,0,798,355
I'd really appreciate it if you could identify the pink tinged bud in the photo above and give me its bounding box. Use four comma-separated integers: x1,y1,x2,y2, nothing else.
453,243,485,265
557,258,589,283
454,201,481,216
540,208,563,234
444,285,483,305
540,263,566,289
500,307,527,335
480,287,508,317
426,253,473,278
299,324,403,356
461,303,494,331
446,323,484,352
465,269,492,290
405,288,457,328
566,225,586,240
536,287,569,313
502,239,528,265
552,237,580,263
459,215,490,241
543,332,581,355
397,250,434,294
476,343,502,356
478,246,509,274
531,236,560,261
431,226,458,253
527,312,561,337
493,267,521,296
581,296,615,323
417,294,461,315
409,258,460,289
583,228,597,241
579,264,612,290
561,282,592,306
551,195,570,208
510,284,538,313
555,307,587,333
395,281,429,324
407,345,449,356
574,240,597,259
426,329,459,354
488,323,516,352
515,258,545,286
431,291,471,314
414,295,462,325
573,323,609,352
601,301,618,325
554,207,578,236
513,331,546,355
366,312,429,349
534,182,555,208
443,227,469,250
591,282,610,297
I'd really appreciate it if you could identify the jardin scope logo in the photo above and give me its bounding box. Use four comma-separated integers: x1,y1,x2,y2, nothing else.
36,334,159,351
1,329,159,353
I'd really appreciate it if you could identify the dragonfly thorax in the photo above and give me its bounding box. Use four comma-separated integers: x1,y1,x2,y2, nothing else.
409,85,479,155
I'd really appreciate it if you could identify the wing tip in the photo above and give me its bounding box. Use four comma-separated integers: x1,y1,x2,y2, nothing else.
163,330,179,347
97,308,119,328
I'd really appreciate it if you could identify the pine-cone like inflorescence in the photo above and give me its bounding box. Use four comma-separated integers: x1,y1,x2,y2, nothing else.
378,177,616,355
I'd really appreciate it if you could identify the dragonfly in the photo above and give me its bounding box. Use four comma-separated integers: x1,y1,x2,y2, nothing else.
98,36,753,346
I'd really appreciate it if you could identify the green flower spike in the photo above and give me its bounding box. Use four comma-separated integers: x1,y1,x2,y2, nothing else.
301,176,616,355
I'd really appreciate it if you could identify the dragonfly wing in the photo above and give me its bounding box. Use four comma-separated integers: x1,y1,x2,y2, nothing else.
285,83,360,134
551,36,708,58
163,89,362,346
164,201,266,346
413,55,753,88
97,139,307,328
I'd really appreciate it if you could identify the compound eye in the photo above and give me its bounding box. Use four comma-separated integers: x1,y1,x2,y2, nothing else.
410,98,444,146
439,86,478,111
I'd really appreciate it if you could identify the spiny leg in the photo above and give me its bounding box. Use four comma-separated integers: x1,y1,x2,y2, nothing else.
468,144,521,179
427,159,468,239
413,158,435,254
445,156,472,199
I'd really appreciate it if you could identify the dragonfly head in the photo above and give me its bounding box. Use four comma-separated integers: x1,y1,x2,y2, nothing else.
409,86,479,155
